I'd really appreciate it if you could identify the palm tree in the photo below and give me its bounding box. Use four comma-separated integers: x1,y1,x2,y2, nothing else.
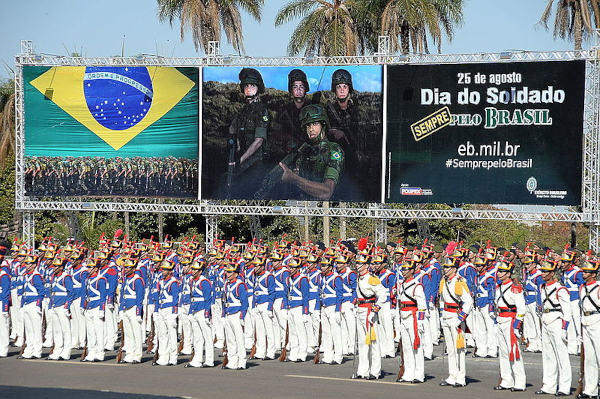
275,0,360,57
540,0,598,51
157,0,264,54
0,81,15,168
378,0,464,55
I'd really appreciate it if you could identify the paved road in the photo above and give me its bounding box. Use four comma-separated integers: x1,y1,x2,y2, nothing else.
0,344,583,399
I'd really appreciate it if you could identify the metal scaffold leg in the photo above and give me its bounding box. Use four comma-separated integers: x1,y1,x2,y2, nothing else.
205,215,218,248
22,211,35,249
590,224,600,253
374,219,387,246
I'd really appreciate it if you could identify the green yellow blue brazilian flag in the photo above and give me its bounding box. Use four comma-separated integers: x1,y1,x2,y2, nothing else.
24,66,199,158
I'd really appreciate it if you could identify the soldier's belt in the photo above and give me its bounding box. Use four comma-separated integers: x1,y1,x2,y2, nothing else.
583,310,600,316
542,309,560,313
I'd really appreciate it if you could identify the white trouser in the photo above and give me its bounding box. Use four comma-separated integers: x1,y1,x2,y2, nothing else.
308,299,320,348
22,301,42,358
355,306,382,378
244,296,255,350
465,312,475,346
10,289,23,343
441,316,466,385
0,311,9,356
340,301,357,355
156,307,178,365
321,305,342,364
180,304,192,354
49,307,72,360
104,303,117,350
252,302,275,359
70,298,86,348
496,317,526,389
566,299,581,354
429,304,440,345
524,302,542,351
540,318,572,394
421,310,433,358
145,303,155,332
122,307,143,362
392,305,401,343
84,307,105,361
42,297,53,345
273,297,288,350
288,306,309,361
581,319,600,397
376,302,394,357
189,310,214,367
399,310,425,382
211,298,225,348
224,313,246,369
473,306,497,357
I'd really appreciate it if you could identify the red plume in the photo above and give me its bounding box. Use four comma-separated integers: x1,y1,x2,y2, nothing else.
564,243,570,250
423,238,428,246
114,229,123,239
486,240,491,249
397,238,403,244
358,238,368,251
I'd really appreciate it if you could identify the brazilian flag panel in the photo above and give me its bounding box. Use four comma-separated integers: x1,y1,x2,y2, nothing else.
23,66,199,199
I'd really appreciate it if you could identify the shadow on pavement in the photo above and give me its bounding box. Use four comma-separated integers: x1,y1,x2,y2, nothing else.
0,386,183,399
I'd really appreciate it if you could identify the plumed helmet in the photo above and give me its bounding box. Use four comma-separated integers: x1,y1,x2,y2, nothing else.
539,259,558,272
496,260,514,273
288,69,309,93
331,69,353,92
442,257,459,268
299,104,329,130
581,258,600,273
239,68,265,94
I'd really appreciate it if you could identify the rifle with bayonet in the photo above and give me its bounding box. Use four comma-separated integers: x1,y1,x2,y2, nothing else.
253,143,309,200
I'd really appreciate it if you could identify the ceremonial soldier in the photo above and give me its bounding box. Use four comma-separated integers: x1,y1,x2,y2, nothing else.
222,259,249,370
186,256,214,368
493,259,526,392
82,255,107,362
9,247,27,347
335,248,357,356
456,244,478,348
208,248,226,349
473,252,498,358
352,250,388,379
47,256,74,360
286,257,310,362
560,246,585,355
523,247,544,352
439,254,473,387
577,256,600,399
251,255,276,360
17,254,45,359
0,242,11,357
371,251,395,358
396,257,427,383
271,249,289,353
178,254,193,355
118,256,145,364
153,257,180,366
305,251,321,352
535,258,572,396
100,246,119,351
69,244,89,350
318,255,344,364
39,243,56,348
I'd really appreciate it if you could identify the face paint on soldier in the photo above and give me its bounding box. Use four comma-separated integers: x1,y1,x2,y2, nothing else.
243,84,258,100
292,82,306,101
335,83,350,102
306,121,323,142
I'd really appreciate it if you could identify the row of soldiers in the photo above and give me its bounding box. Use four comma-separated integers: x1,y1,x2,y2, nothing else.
24,156,198,197
0,233,598,398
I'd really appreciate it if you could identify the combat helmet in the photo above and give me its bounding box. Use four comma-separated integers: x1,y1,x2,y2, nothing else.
331,69,353,92
288,69,310,93
239,68,265,94
299,104,329,130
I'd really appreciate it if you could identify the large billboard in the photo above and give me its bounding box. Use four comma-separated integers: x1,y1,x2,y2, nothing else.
386,60,585,205
24,66,199,198
200,65,383,202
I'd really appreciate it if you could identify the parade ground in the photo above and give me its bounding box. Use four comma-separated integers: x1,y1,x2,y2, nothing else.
0,344,581,399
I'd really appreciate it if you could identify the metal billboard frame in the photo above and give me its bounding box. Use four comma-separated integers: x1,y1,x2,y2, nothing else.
13,34,600,249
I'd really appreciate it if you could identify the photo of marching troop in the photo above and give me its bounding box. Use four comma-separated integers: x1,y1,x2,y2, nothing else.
0,233,598,398
24,156,199,198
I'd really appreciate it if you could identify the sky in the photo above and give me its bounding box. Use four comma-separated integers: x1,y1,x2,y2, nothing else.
1,0,594,83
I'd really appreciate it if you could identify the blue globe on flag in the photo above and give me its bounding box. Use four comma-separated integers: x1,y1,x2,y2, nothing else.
83,66,153,131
